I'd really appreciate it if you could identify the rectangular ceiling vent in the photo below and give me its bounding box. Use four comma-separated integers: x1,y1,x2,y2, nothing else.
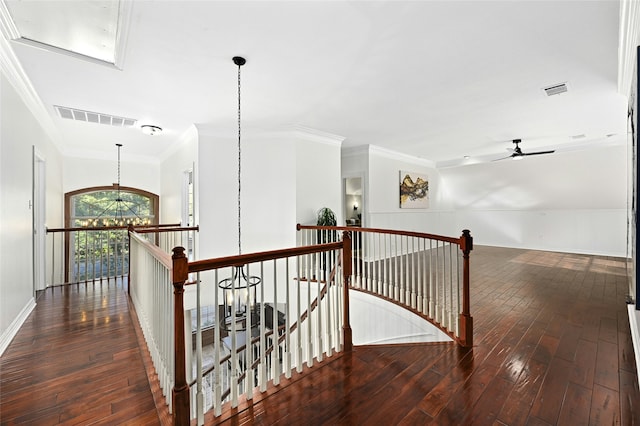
54,105,137,127
542,83,568,96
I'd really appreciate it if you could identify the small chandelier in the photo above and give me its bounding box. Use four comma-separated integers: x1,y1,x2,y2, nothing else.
218,56,261,331
79,143,152,227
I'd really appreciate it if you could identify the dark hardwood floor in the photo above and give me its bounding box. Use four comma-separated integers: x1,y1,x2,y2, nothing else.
0,279,160,425
1,246,639,425
214,246,640,425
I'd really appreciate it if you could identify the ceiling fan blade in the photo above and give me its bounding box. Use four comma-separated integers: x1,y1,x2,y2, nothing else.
522,150,555,156
492,154,516,161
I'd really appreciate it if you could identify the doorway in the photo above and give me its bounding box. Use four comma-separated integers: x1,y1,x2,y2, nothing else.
32,147,46,293
344,177,363,227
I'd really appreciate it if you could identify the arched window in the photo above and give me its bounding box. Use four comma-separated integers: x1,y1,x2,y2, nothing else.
65,185,158,227
62,186,159,282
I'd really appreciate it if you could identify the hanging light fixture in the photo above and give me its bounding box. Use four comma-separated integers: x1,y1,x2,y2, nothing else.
79,143,152,227
140,124,162,135
218,56,261,331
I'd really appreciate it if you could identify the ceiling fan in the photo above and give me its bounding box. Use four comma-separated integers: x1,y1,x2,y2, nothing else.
494,139,556,161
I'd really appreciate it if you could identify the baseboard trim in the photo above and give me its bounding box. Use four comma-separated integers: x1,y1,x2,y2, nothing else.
0,297,36,356
628,304,640,388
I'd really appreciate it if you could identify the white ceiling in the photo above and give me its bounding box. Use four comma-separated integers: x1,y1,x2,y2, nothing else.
1,0,629,165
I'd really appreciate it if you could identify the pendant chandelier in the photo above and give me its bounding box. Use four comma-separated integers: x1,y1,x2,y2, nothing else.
218,56,261,331
79,143,152,227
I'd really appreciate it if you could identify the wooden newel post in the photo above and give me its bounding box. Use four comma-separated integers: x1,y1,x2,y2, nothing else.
171,246,190,426
459,229,473,348
342,231,353,352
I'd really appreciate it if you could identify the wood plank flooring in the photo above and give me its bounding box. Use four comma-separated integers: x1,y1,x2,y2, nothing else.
0,279,160,425
213,246,640,425
1,246,639,425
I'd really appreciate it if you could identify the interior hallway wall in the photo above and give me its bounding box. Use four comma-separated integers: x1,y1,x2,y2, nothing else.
440,144,627,256
343,143,627,256
0,72,63,354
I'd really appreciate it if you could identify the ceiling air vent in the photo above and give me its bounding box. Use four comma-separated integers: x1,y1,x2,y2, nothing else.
54,105,137,127
542,83,568,96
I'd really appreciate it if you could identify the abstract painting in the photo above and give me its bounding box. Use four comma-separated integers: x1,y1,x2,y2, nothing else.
399,171,429,208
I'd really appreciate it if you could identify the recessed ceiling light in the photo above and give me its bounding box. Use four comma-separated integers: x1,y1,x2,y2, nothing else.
463,155,470,159
141,125,162,136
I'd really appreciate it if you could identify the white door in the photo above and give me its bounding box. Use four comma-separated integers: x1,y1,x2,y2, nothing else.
32,147,46,292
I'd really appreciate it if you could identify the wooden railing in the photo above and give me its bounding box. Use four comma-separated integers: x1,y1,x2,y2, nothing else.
297,225,473,347
170,233,352,425
45,224,197,285
127,225,470,425
129,230,176,414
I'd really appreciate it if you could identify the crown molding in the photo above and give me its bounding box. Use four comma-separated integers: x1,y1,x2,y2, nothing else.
369,145,436,168
341,144,370,158
0,0,19,40
113,0,133,70
618,0,640,95
288,125,345,147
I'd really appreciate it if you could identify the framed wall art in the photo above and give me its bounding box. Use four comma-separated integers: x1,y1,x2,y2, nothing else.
399,171,429,209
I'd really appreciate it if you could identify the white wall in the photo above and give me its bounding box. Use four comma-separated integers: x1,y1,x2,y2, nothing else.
440,144,627,255
188,127,342,310
441,145,627,256
296,133,343,226
159,126,198,225
364,146,457,235
1,72,63,354
344,143,627,256
63,155,160,196
197,128,298,259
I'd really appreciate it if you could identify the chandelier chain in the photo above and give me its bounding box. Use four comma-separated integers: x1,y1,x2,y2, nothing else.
116,144,121,190
116,143,122,220
237,61,242,255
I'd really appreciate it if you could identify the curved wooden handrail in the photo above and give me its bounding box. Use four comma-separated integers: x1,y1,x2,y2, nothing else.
297,223,462,245
298,225,473,347
185,241,343,274
173,227,470,422
350,286,457,341
188,250,343,389
135,225,199,234
129,232,173,269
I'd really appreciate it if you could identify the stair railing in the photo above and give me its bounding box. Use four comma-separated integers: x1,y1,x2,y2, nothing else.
128,230,177,414
297,225,473,347
170,232,352,425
